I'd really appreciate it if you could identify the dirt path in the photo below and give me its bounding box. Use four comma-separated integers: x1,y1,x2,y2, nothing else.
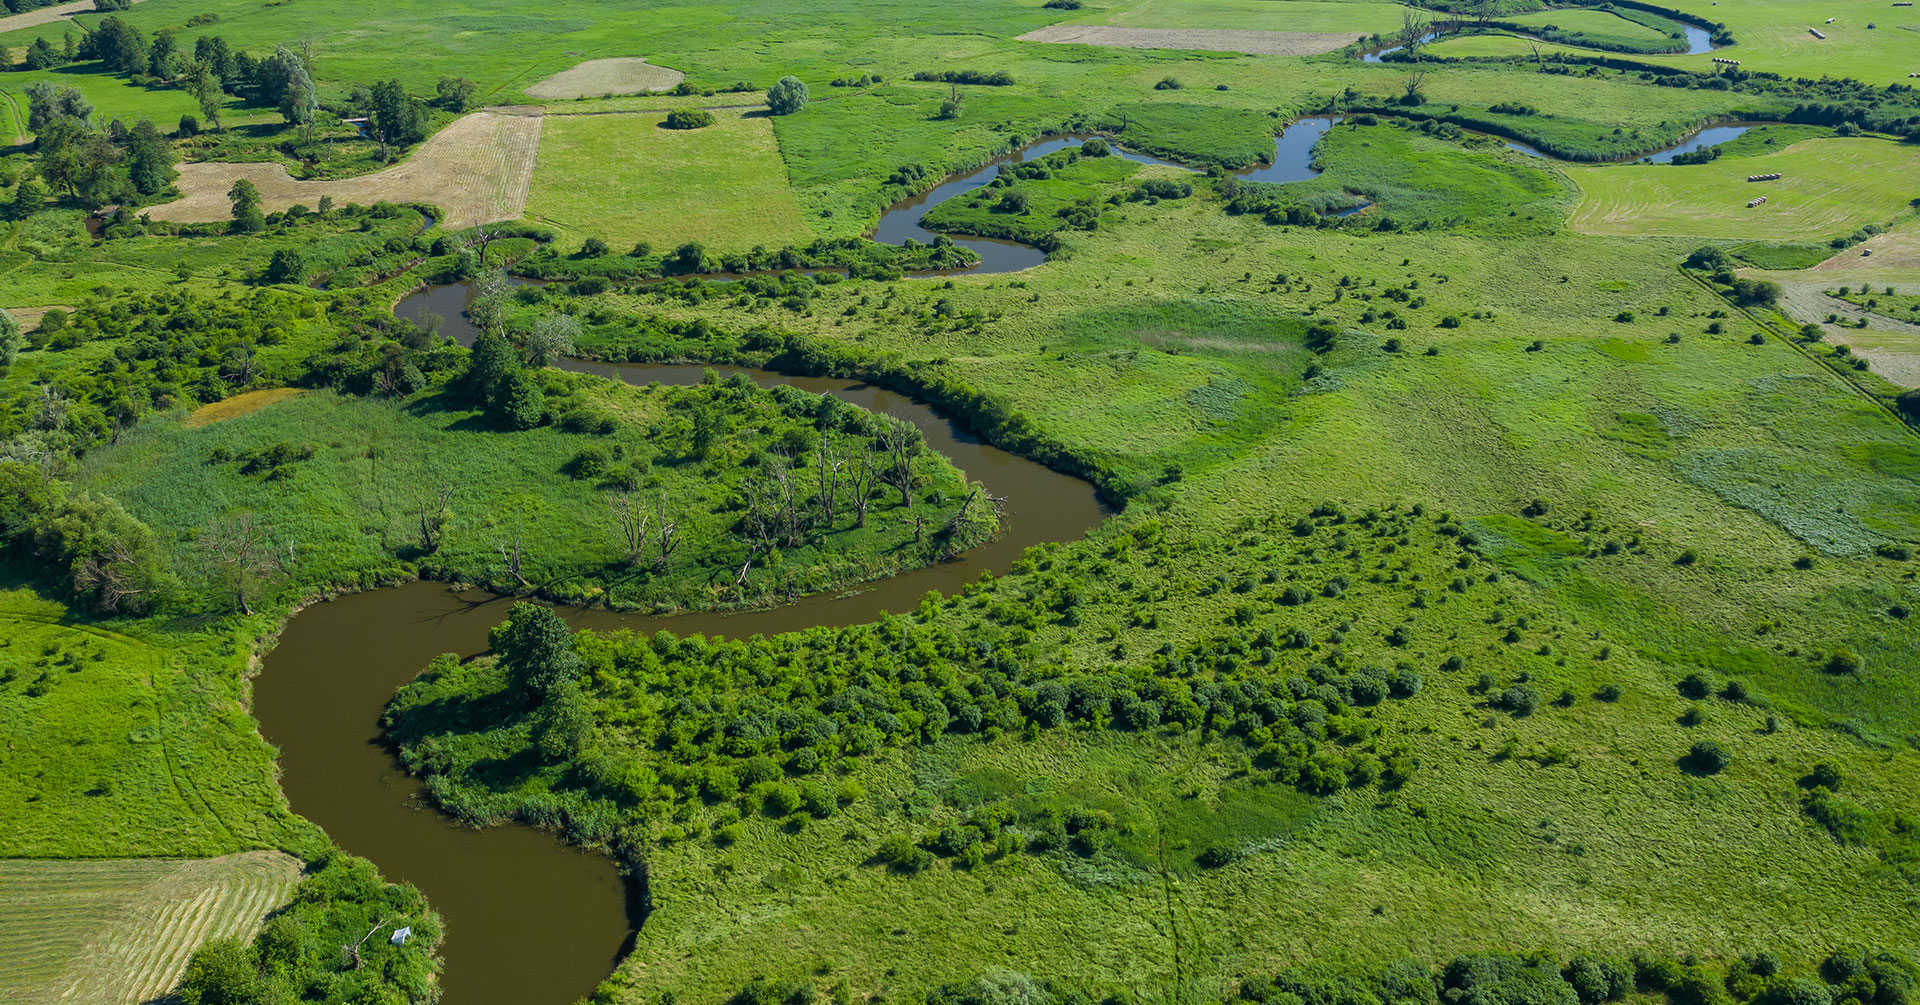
146,107,544,231
1016,24,1362,55
0,0,145,35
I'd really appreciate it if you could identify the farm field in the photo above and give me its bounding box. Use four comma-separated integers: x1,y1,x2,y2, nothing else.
3,0,1920,1004
146,108,545,231
527,108,814,253
1565,138,1920,239
0,851,300,1005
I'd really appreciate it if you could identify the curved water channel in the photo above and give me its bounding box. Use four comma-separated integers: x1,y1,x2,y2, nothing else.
1361,22,1711,60
261,258,1105,1003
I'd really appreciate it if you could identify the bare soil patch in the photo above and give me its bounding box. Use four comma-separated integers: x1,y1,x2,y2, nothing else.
4,305,71,330
146,107,544,231
525,58,686,99
1016,24,1361,55
1768,281,1920,388
186,387,308,427
0,0,144,35
0,851,300,1005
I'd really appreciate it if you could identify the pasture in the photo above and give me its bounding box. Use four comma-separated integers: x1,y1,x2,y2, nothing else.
526,108,814,254
0,851,300,1005
1565,138,1920,239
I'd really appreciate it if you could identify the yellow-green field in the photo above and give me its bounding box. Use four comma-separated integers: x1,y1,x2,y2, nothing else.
1566,138,1920,239
0,852,300,1005
1054,0,1415,34
525,108,816,254
1501,8,1675,40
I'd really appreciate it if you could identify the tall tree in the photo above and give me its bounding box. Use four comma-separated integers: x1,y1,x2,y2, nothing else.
25,81,92,134
182,59,224,131
228,178,264,232
124,119,175,195
766,75,809,115
369,80,423,153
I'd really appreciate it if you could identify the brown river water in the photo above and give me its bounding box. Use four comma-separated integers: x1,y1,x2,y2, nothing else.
255,281,1106,1004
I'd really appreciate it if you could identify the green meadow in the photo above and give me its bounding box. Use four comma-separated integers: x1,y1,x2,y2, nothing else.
2,0,1920,1003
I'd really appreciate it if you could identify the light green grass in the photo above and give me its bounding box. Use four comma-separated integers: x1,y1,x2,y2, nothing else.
1059,0,1415,34
0,579,320,858
1501,8,1675,41
526,109,815,255
1567,138,1920,239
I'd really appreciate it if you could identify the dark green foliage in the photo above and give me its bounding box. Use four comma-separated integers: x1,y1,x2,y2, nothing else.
1686,740,1731,774
492,602,584,705
665,109,717,130
766,75,809,116
263,248,306,285
911,69,1015,86
176,852,440,1004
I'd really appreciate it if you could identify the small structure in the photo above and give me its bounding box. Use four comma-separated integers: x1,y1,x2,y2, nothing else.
1809,26,1827,37
1747,172,1783,182
1747,195,1768,208
1825,16,1836,22
390,926,412,947
1712,56,1741,64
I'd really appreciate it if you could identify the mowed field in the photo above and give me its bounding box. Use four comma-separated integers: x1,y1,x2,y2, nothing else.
146,108,544,230
525,108,814,253
1045,0,1414,34
1565,138,1920,239
0,851,300,1005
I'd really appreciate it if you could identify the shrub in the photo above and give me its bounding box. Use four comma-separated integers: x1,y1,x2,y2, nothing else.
1155,76,1183,90
1806,762,1844,791
664,108,716,129
579,237,609,257
766,75,809,115
1686,740,1731,774
1823,648,1863,674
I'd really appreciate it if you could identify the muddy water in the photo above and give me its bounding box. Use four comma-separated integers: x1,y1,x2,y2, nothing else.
256,287,1105,1004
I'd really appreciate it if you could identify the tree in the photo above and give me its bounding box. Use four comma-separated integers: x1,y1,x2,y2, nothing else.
25,81,91,135
202,512,284,615
1896,387,1920,422
263,248,306,285
521,312,579,367
369,79,424,152
663,108,714,129
263,45,317,133
435,75,478,112
4,173,48,221
227,178,265,233
82,16,147,74
464,329,518,405
177,937,260,1005
1397,8,1433,55
182,59,224,131
491,368,543,429
492,603,583,705
766,75,809,115
0,310,20,369
24,37,62,71
124,119,175,195
532,680,591,759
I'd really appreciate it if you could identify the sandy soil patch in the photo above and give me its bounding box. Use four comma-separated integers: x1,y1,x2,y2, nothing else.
1017,25,1361,55
186,387,308,427
525,58,685,99
0,851,300,1005
146,107,544,231
4,305,70,330
0,0,144,35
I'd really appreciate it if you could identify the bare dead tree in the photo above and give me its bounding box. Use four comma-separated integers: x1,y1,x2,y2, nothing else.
1527,38,1546,68
1402,67,1430,102
1398,8,1432,55
816,433,843,533
1474,0,1497,26
73,540,153,614
204,512,277,615
850,441,875,528
612,493,649,567
417,487,453,555
878,414,920,507
654,493,681,569
497,528,528,587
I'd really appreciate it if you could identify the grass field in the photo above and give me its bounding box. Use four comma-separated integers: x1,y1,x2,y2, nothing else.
0,581,321,859
1566,138,1920,239
1500,8,1676,42
0,851,300,1005
1052,0,1414,34
526,108,814,254
525,58,685,99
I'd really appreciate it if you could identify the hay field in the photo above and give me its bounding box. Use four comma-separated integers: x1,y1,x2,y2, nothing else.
525,108,813,253
0,0,145,36
0,851,300,1005
1565,138,1920,240
1017,24,1362,54
147,108,544,230
185,388,309,427
525,57,684,99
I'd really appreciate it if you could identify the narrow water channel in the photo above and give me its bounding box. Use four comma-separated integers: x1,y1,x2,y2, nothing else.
257,285,1106,1005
